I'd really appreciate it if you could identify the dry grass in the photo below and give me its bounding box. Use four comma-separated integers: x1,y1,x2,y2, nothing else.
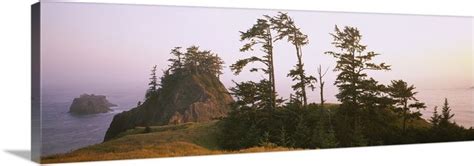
41,121,295,164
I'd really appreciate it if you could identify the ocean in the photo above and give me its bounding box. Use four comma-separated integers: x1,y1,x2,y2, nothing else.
415,88,473,127
40,89,143,156
40,88,473,156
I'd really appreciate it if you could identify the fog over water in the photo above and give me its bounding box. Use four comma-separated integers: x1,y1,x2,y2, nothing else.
40,2,473,156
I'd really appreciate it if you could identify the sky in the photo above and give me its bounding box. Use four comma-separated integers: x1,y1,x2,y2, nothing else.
41,2,473,103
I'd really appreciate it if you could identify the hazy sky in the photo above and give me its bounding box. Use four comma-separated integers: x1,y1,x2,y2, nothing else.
41,2,473,103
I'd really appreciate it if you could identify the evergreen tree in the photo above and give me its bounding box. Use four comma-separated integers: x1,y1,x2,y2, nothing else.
387,80,426,132
259,131,276,147
291,114,311,148
352,119,368,146
230,80,262,111
145,65,159,99
277,126,290,147
169,46,184,73
173,45,224,76
231,16,277,111
326,25,390,146
312,118,339,149
325,25,390,112
229,80,280,111
429,98,463,142
429,106,441,126
439,98,455,127
270,12,316,108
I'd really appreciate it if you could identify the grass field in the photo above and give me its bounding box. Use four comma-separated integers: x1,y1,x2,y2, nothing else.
41,121,293,163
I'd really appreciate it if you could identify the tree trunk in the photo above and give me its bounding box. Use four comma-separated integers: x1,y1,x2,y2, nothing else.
320,81,324,112
403,100,408,133
267,28,277,111
295,44,307,108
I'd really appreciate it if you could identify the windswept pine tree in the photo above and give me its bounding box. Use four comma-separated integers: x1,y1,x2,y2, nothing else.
231,16,278,111
168,46,184,73
325,25,391,146
325,25,391,112
387,80,426,132
270,12,316,108
168,46,224,77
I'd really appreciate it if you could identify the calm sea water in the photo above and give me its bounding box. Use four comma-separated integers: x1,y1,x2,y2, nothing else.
415,88,473,127
41,89,143,156
40,88,473,156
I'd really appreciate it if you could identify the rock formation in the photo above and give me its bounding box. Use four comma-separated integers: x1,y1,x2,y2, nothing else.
69,94,117,114
104,73,234,141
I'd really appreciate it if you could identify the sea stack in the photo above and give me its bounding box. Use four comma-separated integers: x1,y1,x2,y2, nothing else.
69,94,117,115
104,72,234,141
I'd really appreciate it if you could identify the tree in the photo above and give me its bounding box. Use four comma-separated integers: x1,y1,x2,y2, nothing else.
439,98,455,127
317,65,329,111
387,80,426,132
311,115,339,149
325,25,390,112
270,12,315,108
429,98,463,142
169,46,184,73
325,25,390,146
171,46,224,76
429,106,441,126
214,54,223,78
291,113,311,148
230,80,274,111
231,16,277,111
145,65,159,99
277,126,290,147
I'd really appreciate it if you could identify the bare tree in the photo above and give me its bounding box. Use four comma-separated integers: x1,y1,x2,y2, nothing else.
317,65,329,111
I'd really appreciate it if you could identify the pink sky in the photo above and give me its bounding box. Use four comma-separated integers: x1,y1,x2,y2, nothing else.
41,2,472,103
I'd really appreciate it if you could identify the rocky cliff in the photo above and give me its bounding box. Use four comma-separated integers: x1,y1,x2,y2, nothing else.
69,94,117,114
104,72,234,141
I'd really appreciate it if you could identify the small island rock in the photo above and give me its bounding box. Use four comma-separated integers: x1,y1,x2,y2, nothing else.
69,94,117,114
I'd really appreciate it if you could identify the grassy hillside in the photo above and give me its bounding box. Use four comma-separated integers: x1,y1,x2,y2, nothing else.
42,121,292,163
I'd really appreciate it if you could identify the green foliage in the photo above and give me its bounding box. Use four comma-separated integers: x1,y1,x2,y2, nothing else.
325,25,390,112
269,12,315,107
430,106,441,126
310,115,339,149
428,98,472,142
230,80,275,111
168,46,224,77
277,127,290,147
145,65,159,99
387,80,426,132
439,98,455,126
220,22,474,151
138,13,474,153
324,25,396,146
232,15,278,110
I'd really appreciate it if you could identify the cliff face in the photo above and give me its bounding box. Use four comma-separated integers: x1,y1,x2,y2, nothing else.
104,73,234,141
69,94,116,114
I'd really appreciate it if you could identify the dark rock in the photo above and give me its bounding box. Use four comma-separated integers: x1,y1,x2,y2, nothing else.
69,94,117,115
104,73,233,141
